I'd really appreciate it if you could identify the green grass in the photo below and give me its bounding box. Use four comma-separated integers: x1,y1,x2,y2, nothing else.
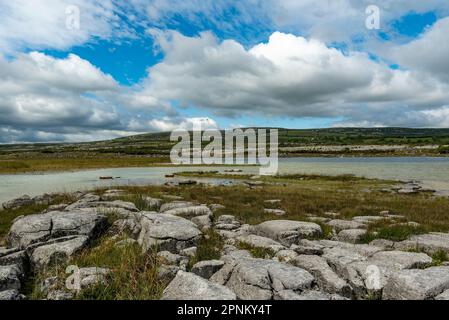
237,242,276,259
188,229,224,269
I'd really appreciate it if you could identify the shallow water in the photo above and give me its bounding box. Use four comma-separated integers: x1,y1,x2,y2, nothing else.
1,157,449,203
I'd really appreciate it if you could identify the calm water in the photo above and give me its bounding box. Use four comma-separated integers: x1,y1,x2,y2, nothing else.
1,157,449,203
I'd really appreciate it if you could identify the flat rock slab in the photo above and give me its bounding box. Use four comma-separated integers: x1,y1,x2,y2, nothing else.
210,255,314,300
138,213,202,253
160,201,196,213
326,219,366,231
30,236,89,271
163,271,236,300
275,290,347,300
192,260,225,279
337,229,367,244
8,211,107,249
0,265,22,291
395,233,449,255
320,242,432,298
263,209,287,216
163,206,212,218
254,220,322,247
435,289,449,300
383,266,449,300
236,234,286,253
293,255,351,297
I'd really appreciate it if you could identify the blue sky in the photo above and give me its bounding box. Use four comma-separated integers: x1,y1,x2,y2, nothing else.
1,1,449,142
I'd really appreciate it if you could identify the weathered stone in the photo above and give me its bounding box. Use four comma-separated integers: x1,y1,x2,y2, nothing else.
215,215,241,230
0,249,27,268
108,219,141,239
78,267,110,289
2,195,33,210
66,200,139,218
162,271,236,300
290,240,325,255
163,206,212,219
337,229,367,244
191,215,212,231
264,200,282,204
326,219,366,231
8,210,107,249
383,266,449,300
143,196,162,210
30,236,89,271
275,250,299,263
47,290,74,300
138,213,202,253
322,244,432,298
236,234,286,253
293,255,351,297
192,260,225,279
158,265,181,282
211,255,314,300
180,247,197,258
275,289,347,300
0,289,24,300
435,289,449,300
263,209,287,216
369,239,395,249
46,204,68,212
0,265,22,291
307,216,331,223
352,216,385,224
160,201,196,213
254,220,322,247
395,233,449,255
209,204,226,211
158,251,187,266
101,189,127,200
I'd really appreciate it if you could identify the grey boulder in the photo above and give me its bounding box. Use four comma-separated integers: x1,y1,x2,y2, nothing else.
191,260,225,279
8,210,107,249
254,220,322,246
138,213,202,253
162,271,236,300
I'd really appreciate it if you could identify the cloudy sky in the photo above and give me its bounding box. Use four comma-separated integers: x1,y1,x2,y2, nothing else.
1,0,449,143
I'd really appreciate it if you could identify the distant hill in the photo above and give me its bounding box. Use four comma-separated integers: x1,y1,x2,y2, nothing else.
1,127,449,156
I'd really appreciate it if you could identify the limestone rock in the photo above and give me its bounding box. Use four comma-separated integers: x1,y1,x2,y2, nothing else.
254,220,322,246
8,210,107,249
108,219,141,239
264,209,287,216
215,215,241,231
162,271,236,300
191,215,213,231
236,234,286,253
0,289,24,300
163,206,212,219
395,233,449,255
160,201,196,213
293,255,351,297
30,236,89,271
337,229,367,244
326,219,366,231
138,213,202,253
211,255,314,300
383,266,449,300
0,265,22,291
191,260,225,279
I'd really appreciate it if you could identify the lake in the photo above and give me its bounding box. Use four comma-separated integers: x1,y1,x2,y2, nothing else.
1,157,449,203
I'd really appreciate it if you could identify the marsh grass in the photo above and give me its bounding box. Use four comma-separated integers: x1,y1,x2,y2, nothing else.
237,242,276,259
188,229,224,269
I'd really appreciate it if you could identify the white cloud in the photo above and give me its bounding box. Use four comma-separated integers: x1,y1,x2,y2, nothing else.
0,0,122,54
391,16,449,82
146,117,218,132
141,31,449,127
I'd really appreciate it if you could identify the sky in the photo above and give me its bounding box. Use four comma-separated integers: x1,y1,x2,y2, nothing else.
1,0,449,143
